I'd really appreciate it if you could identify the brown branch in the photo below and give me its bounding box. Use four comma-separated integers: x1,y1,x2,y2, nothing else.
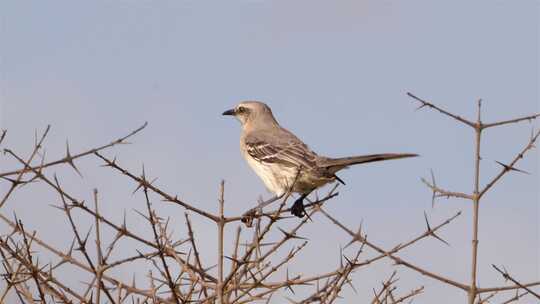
0,247,34,303
0,122,147,178
184,212,209,298
371,271,398,304
407,92,476,128
411,93,538,303
248,209,461,300
95,152,219,222
53,175,117,303
18,223,47,303
421,177,473,201
224,191,339,223
5,149,216,286
479,129,540,199
142,184,182,304
0,212,174,302
93,189,104,304
500,290,529,304
392,286,424,303
232,242,309,304
0,125,50,209
468,99,483,304
217,181,225,304
478,281,540,294
483,113,540,129
320,207,469,291
491,264,540,299
2,104,536,303
0,235,85,303
0,158,184,302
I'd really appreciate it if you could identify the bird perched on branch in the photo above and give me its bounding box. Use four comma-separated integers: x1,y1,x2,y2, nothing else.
223,101,417,218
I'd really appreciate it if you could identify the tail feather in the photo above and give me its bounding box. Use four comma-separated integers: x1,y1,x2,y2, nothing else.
322,153,418,173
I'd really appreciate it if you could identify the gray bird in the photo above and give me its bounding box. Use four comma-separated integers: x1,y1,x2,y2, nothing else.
223,101,417,218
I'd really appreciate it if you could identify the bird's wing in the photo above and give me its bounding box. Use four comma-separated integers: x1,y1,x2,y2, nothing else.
245,129,319,170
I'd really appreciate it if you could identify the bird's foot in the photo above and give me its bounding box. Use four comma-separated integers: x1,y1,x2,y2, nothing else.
291,198,306,218
241,195,282,227
241,208,258,227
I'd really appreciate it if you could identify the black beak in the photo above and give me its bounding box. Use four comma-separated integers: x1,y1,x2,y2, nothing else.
222,109,236,116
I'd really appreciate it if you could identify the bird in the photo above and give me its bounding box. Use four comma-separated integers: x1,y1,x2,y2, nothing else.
222,101,417,218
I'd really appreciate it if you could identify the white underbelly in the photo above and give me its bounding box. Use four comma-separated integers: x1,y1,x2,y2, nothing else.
244,153,296,196
243,153,334,196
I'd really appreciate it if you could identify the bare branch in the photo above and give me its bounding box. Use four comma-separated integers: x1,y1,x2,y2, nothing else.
483,113,540,129
480,129,540,198
491,264,540,299
407,92,476,128
0,122,147,178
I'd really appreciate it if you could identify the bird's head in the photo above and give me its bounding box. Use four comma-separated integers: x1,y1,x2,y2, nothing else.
222,101,278,129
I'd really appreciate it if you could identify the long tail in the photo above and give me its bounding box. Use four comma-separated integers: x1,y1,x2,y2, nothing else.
322,153,418,173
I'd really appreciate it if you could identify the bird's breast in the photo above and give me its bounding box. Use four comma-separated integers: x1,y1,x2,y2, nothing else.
242,152,332,196
241,151,280,193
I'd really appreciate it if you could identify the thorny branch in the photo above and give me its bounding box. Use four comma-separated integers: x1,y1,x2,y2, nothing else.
409,92,539,303
491,264,540,300
1,91,538,304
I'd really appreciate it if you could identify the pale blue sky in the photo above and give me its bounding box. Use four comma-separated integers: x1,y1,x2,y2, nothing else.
1,1,538,303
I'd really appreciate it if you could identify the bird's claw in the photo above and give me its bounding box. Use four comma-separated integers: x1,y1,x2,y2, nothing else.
241,208,258,227
291,199,306,218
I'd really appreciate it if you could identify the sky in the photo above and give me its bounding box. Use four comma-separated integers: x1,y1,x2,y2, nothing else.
1,1,538,303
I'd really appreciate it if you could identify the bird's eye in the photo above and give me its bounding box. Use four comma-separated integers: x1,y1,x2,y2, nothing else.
237,106,246,113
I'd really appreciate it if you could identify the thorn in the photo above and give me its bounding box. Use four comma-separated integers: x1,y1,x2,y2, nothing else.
82,227,92,248
13,213,20,230
502,265,509,281
343,255,360,268
122,210,127,230
34,129,38,147
344,221,363,249
133,209,152,225
278,227,308,240
132,165,157,194
49,203,65,212
495,161,530,175
202,264,216,273
287,247,295,259
185,248,192,263
66,238,76,257
65,140,83,177
264,294,273,304
339,246,344,268
345,277,358,294
100,156,117,168
162,195,180,203
415,103,428,111
430,169,437,207
135,249,146,259
1,176,28,187
431,231,450,246
284,268,295,294
424,212,450,246
423,211,431,231
224,255,244,265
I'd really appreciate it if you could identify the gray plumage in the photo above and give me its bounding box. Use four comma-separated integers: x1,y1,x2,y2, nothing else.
223,101,417,217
